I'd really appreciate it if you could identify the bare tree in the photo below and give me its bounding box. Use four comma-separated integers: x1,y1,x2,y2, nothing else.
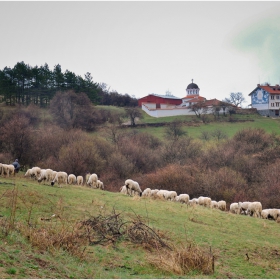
188,101,208,118
164,120,187,142
224,92,245,107
124,107,142,127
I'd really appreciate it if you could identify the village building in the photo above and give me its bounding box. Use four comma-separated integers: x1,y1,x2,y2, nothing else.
249,83,280,117
139,80,227,118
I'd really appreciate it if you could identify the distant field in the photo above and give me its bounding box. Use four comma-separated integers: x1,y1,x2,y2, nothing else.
122,110,280,140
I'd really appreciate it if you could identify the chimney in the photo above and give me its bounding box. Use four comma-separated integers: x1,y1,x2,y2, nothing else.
275,84,279,86
257,84,260,87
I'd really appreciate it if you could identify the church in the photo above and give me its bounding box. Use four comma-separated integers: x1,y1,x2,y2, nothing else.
138,80,222,118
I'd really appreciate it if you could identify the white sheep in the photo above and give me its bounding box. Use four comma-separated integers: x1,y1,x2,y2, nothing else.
247,201,262,218
230,202,240,214
77,176,83,185
68,174,77,185
150,189,159,198
211,200,219,209
142,188,152,197
218,200,226,211
238,201,251,215
0,163,3,176
163,190,178,201
125,179,142,197
85,172,91,186
2,164,15,177
261,209,270,219
96,179,104,190
38,169,53,184
25,166,41,180
198,196,211,208
156,189,168,199
175,194,190,204
51,171,68,187
87,173,98,188
188,198,198,206
120,185,128,194
262,208,280,220
51,170,57,181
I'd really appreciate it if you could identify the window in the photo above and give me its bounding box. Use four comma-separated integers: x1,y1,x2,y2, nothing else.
277,96,280,99
276,102,280,107
271,95,275,100
271,103,275,107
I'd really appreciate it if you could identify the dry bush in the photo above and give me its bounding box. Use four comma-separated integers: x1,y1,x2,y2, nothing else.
0,114,34,165
197,167,248,203
231,128,273,154
58,139,105,176
107,152,134,180
147,242,214,275
140,164,200,196
258,159,280,208
17,221,89,258
160,137,202,166
118,137,161,174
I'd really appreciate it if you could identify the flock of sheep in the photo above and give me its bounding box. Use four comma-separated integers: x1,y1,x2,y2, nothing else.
1,163,279,222
120,180,280,223
0,163,104,190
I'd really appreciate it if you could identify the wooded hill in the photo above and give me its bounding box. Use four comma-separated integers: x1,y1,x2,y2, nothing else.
0,61,138,107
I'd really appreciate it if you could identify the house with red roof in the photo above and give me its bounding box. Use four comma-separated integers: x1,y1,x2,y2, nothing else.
139,80,228,118
249,83,280,117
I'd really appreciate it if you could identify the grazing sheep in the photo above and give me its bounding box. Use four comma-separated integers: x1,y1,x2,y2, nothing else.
142,188,152,197
85,172,91,186
51,171,68,187
261,209,270,219
218,200,226,211
51,170,57,181
38,169,53,184
0,163,3,176
120,185,128,194
211,200,219,209
87,173,98,188
4,164,15,177
25,166,42,180
77,176,83,185
198,196,211,208
262,209,280,220
163,190,177,201
175,194,190,204
68,174,77,185
156,189,168,199
150,189,159,198
238,201,251,215
230,202,240,214
188,198,198,206
247,201,262,218
96,179,104,190
125,179,142,197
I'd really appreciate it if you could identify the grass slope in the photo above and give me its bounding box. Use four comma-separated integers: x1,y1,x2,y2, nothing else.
1,175,280,279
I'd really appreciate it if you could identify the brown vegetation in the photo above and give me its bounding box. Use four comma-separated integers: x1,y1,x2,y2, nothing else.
0,99,280,208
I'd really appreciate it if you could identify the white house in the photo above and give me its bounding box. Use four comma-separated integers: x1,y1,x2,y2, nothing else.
249,83,280,117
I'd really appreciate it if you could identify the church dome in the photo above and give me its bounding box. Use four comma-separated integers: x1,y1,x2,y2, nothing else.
187,82,199,89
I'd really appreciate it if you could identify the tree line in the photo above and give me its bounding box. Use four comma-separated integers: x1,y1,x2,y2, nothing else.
0,61,138,107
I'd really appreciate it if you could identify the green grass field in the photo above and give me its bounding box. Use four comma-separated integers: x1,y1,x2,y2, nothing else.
120,110,280,140
1,175,280,279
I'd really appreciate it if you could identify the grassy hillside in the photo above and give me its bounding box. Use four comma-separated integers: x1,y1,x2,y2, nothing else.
113,110,280,141
1,175,280,279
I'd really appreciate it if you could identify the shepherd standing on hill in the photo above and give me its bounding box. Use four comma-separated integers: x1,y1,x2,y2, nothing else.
12,159,20,173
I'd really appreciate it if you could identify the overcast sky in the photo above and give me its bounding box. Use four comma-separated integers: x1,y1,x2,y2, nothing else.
1,1,280,107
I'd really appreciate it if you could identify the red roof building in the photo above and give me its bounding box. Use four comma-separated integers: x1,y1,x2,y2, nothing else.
138,94,182,109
